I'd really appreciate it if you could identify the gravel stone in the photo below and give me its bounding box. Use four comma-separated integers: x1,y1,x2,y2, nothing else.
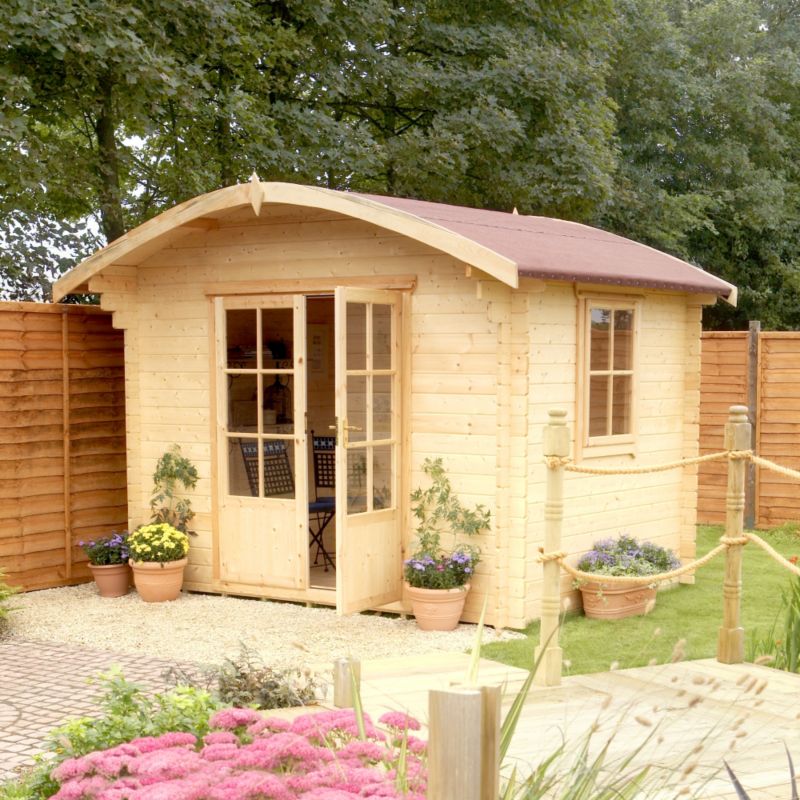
7,585,523,670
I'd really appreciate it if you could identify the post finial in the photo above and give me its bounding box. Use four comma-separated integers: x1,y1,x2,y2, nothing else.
249,172,263,216
728,405,749,424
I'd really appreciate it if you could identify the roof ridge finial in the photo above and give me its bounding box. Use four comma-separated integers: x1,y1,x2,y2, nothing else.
249,172,263,216
512,207,519,215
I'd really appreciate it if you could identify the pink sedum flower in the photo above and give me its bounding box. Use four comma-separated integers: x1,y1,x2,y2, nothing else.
377,712,421,732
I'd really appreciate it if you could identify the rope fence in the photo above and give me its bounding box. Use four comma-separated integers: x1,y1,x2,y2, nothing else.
534,405,800,687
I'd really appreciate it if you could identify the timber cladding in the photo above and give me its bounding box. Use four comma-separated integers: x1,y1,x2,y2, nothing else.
0,302,127,591
699,329,800,528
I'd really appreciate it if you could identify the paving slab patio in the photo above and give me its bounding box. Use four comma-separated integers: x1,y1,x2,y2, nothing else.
0,638,204,780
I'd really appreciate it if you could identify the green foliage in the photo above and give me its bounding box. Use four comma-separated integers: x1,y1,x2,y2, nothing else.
0,0,617,300
410,457,490,554
150,444,198,533
79,531,129,566
166,645,323,710
576,534,680,578
604,0,800,330
746,575,800,672
5,668,221,800
0,569,18,635
406,458,489,588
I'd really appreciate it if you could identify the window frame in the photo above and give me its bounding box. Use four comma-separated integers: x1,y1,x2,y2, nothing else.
576,294,641,458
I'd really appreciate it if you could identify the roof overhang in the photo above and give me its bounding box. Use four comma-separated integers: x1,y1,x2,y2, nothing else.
53,180,518,301
53,178,736,306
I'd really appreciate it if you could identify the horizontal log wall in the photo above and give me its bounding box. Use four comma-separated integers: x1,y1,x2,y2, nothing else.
699,329,800,528
0,302,126,591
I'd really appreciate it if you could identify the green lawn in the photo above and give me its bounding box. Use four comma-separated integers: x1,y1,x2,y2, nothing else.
482,524,800,675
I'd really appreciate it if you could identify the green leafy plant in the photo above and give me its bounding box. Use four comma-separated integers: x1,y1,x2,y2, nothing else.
79,531,129,565
150,444,198,533
404,458,490,589
3,668,221,800
0,569,18,637
576,534,680,578
747,573,800,673
166,645,324,710
128,523,189,563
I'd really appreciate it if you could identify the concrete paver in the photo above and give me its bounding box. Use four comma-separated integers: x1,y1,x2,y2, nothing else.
0,638,200,781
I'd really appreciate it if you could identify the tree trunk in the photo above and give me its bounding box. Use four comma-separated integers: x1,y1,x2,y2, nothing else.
95,74,125,243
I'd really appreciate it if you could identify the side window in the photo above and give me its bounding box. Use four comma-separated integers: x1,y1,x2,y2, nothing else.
582,299,638,449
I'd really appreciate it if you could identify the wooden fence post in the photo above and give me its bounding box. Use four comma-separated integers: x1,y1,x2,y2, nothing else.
534,409,569,687
745,321,760,529
333,657,361,708
717,405,750,664
428,685,501,800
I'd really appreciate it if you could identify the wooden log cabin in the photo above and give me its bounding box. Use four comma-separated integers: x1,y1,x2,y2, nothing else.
52,179,736,627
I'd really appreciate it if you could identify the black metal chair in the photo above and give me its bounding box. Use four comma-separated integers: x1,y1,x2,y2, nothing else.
309,432,336,571
240,439,295,498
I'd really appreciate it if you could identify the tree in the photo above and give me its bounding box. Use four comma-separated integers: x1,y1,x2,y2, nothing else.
604,0,800,329
1,0,620,301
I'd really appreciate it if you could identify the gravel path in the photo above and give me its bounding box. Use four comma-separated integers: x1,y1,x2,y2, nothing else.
7,585,523,670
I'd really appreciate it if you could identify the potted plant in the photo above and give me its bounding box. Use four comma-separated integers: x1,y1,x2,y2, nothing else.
80,531,131,598
576,534,680,619
404,458,490,631
128,523,190,602
150,444,199,534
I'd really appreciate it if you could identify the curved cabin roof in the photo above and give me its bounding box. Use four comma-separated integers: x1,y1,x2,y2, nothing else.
53,179,737,304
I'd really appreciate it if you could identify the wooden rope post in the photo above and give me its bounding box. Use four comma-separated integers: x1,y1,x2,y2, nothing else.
717,405,750,664
428,685,501,800
535,409,569,686
333,657,361,708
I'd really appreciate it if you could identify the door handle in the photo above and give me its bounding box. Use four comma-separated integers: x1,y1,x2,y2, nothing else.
344,424,363,432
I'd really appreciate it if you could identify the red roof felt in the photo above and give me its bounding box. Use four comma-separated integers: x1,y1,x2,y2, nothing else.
354,193,734,300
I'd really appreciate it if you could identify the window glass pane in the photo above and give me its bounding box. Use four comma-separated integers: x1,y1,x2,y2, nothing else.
590,308,611,370
373,445,393,510
226,310,257,368
229,437,258,496
261,308,293,368
612,375,632,435
372,304,392,370
228,374,258,432
262,439,295,498
347,448,368,514
347,375,367,442
373,374,392,440
263,374,294,428
588,375,609,438
347,302,367,370
613,310,634,370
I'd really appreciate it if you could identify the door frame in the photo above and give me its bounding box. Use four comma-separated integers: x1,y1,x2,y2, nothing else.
208,283,412,609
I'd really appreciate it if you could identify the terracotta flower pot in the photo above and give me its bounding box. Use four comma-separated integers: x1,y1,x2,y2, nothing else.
405,583,470,631
130,558,188,602
88,563,131,598
579,580,656,620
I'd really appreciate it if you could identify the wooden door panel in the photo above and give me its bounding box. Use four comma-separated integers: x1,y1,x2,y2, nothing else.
334,287,403,614
214,295,307,591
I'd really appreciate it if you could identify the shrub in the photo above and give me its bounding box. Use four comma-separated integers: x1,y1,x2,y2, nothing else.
0,570,17,637
168,645,325,710
6,668,221,800
150,444,199,533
